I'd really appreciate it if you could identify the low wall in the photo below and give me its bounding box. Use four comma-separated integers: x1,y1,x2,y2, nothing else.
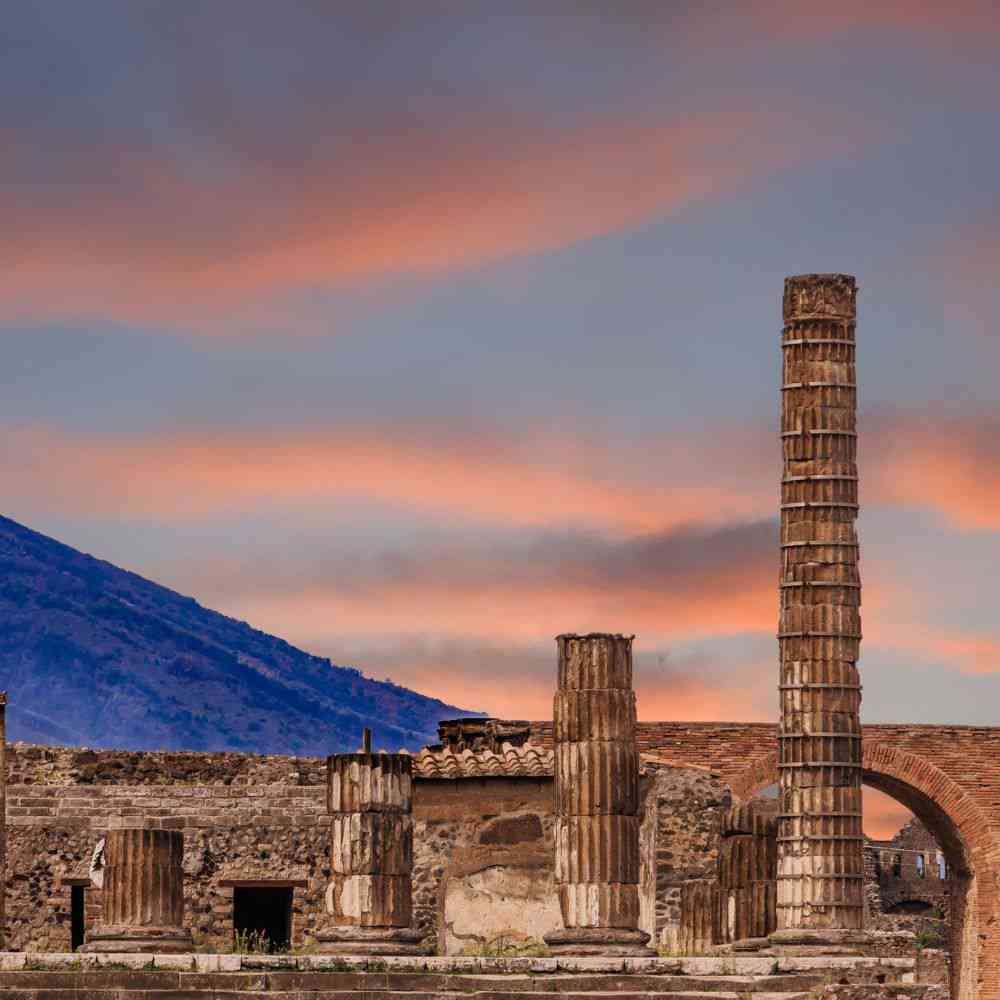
4,742,927,962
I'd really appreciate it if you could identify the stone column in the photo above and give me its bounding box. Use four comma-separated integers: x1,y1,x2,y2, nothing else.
544,633,653,956
317,749,423,954
83,827,192,952
716,805,777,946
679,878,716,955
773,274,866,948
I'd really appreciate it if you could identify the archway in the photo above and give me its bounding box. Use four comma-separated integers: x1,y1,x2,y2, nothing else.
728,742,1000,1000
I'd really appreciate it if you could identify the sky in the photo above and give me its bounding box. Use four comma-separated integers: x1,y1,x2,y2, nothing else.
3,2,999,839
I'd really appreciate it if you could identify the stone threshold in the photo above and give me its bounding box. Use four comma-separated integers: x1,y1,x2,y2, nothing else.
0,952,916,975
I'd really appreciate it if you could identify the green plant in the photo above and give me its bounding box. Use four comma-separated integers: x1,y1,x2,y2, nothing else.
915,929,945,951
233,927,288,954
466,933,549,958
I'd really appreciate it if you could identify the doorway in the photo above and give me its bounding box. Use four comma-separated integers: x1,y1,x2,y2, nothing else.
232,885,293,952
70,885,86,951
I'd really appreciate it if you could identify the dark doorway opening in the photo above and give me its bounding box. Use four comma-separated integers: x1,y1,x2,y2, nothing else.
233,886,293,952
70,885,86,951
886,899,935,914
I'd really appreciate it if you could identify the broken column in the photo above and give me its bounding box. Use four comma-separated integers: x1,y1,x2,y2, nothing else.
83,827,192,952
544,633,654,956
773,274,866,947
716,805,777,946
317,740,423,954
679,879,717,955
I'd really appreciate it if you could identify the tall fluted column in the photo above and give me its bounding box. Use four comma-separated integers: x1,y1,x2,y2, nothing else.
544,633,653,956
318,749,423,954
83,828,192,952
773,274,866,947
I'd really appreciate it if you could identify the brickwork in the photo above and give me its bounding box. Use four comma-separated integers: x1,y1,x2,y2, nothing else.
873,819,951,916
549,723,996,1000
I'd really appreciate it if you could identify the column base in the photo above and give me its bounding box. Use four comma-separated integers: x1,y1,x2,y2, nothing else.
543,927,655,957
728,936,772,953
82,924,193,953
315,925,426,956
768,928,869,956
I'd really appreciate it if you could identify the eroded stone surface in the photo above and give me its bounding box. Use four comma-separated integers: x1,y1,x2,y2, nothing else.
442,860,561,955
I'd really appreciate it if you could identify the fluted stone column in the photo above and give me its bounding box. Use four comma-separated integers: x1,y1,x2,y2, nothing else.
716,805,777,946
679,879,717,955
83,828,192,952
773,274,866,948
544,633,653,956
317,750,423,954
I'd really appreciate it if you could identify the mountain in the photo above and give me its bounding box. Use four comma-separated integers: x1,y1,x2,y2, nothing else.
0,515,481,754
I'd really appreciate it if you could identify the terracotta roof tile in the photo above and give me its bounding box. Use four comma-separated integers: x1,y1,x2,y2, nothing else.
407,741,552,780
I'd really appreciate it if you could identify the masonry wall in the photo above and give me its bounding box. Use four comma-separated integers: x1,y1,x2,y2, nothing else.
5,745,330,952
3,746,567,953
643,765,730,950
412,777,556,953
874,819,951,916
2,744,735,955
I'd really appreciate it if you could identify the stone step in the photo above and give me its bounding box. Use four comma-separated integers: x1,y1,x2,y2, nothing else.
0,970,826,991
0,994,815,1000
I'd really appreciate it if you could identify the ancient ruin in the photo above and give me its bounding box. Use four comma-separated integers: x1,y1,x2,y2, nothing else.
82,827,192,953
544,633,652,956
0,273,992,998
318,730,423,954
776,274,865,947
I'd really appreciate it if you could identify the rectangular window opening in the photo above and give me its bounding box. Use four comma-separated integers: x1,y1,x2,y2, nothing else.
232,885,293,953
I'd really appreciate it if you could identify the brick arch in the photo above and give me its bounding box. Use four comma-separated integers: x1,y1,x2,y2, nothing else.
727,741,1000,1000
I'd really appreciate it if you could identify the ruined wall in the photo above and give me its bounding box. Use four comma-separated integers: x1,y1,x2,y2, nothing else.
874,820,951,916
5,745,330,952
412,777,556,954
7,746,562,953
643,765,730,950
2,744,730,956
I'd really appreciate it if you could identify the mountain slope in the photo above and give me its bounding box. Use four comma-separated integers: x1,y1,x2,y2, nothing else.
0,515,480,754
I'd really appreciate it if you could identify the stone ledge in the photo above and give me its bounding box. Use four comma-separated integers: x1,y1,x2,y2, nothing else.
0,951,917,975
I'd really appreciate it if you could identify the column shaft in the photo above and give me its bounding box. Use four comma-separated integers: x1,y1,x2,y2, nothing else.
83,828,191,952
776,274,865,942
319,752,422,954
544,633,652,955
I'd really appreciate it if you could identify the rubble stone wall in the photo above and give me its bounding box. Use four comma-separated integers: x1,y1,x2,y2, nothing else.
2,744,731,955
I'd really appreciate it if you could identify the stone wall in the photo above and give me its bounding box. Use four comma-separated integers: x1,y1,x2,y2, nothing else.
412,777,555,954
2,743,735,956
644,766,729,950
4,740,944,962
873,819,951,916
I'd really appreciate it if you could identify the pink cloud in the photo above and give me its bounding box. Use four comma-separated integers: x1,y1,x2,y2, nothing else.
2,424,769,533
0,108,870,328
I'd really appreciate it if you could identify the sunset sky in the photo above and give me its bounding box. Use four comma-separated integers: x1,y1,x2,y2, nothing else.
3,2,999,837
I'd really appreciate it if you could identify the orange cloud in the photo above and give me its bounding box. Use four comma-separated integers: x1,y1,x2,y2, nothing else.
869,621,1000,677
3,424,769,533
866,412,1000,531
0,108,867,327
11,406,1000,535
864,786,914,841
305,634,776,728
